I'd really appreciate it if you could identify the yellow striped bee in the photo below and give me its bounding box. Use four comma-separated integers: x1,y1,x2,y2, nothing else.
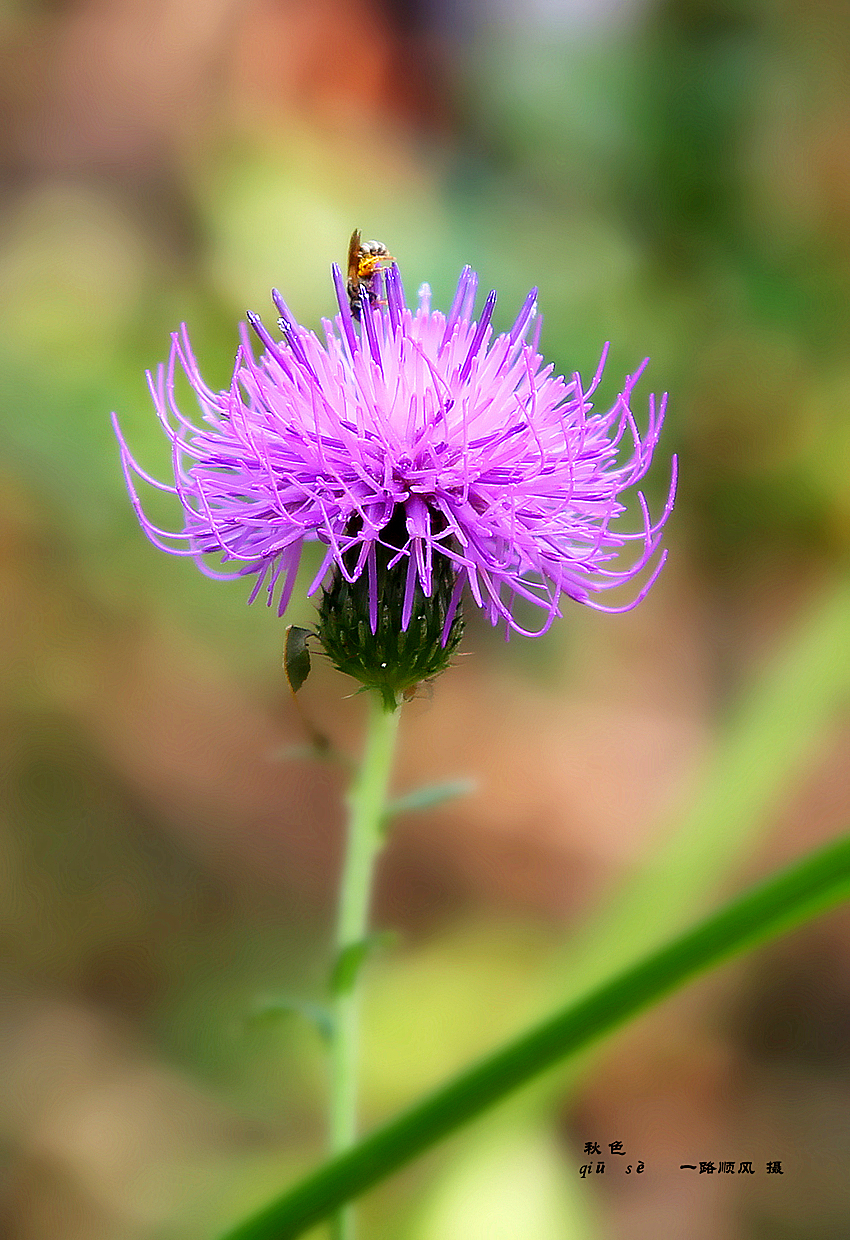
346,229,393,321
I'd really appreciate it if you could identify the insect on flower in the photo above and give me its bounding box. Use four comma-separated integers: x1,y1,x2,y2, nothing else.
113,237,677,703
346,229,393,321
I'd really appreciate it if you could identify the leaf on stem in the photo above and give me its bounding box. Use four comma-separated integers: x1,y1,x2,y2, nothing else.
384,778,477,820
249,995,335,1044
330,932,396,995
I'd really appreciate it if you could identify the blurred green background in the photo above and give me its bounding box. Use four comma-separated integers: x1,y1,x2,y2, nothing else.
1,0,849,1236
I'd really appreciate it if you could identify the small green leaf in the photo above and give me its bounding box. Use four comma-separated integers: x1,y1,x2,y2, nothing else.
330,932,396,995
284,626,314,694
385,778,476,819
249,995,335,1043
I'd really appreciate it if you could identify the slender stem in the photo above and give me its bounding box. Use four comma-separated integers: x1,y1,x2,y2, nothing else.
217,830,850,1240
329,691,402,1239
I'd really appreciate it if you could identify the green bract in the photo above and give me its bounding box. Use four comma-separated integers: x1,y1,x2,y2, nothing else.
317,510,464,708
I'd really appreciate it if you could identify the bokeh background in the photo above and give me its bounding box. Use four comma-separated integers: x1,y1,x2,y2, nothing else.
1,0,850,1236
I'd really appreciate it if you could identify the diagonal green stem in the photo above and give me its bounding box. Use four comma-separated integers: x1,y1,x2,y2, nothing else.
218,830,850,1240
329,691,401,1240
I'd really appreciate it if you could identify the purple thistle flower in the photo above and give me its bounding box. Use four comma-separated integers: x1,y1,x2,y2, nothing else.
113,259,675,646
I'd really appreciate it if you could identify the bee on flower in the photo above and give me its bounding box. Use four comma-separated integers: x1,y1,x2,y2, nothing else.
346,229,393,321
114,237,676,703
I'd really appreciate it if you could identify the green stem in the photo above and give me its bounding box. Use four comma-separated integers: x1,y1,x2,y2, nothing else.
329,691,402,1239
218,830,850,1240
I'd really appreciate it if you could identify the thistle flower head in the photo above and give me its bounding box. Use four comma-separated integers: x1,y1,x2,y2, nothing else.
114,254,675,693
